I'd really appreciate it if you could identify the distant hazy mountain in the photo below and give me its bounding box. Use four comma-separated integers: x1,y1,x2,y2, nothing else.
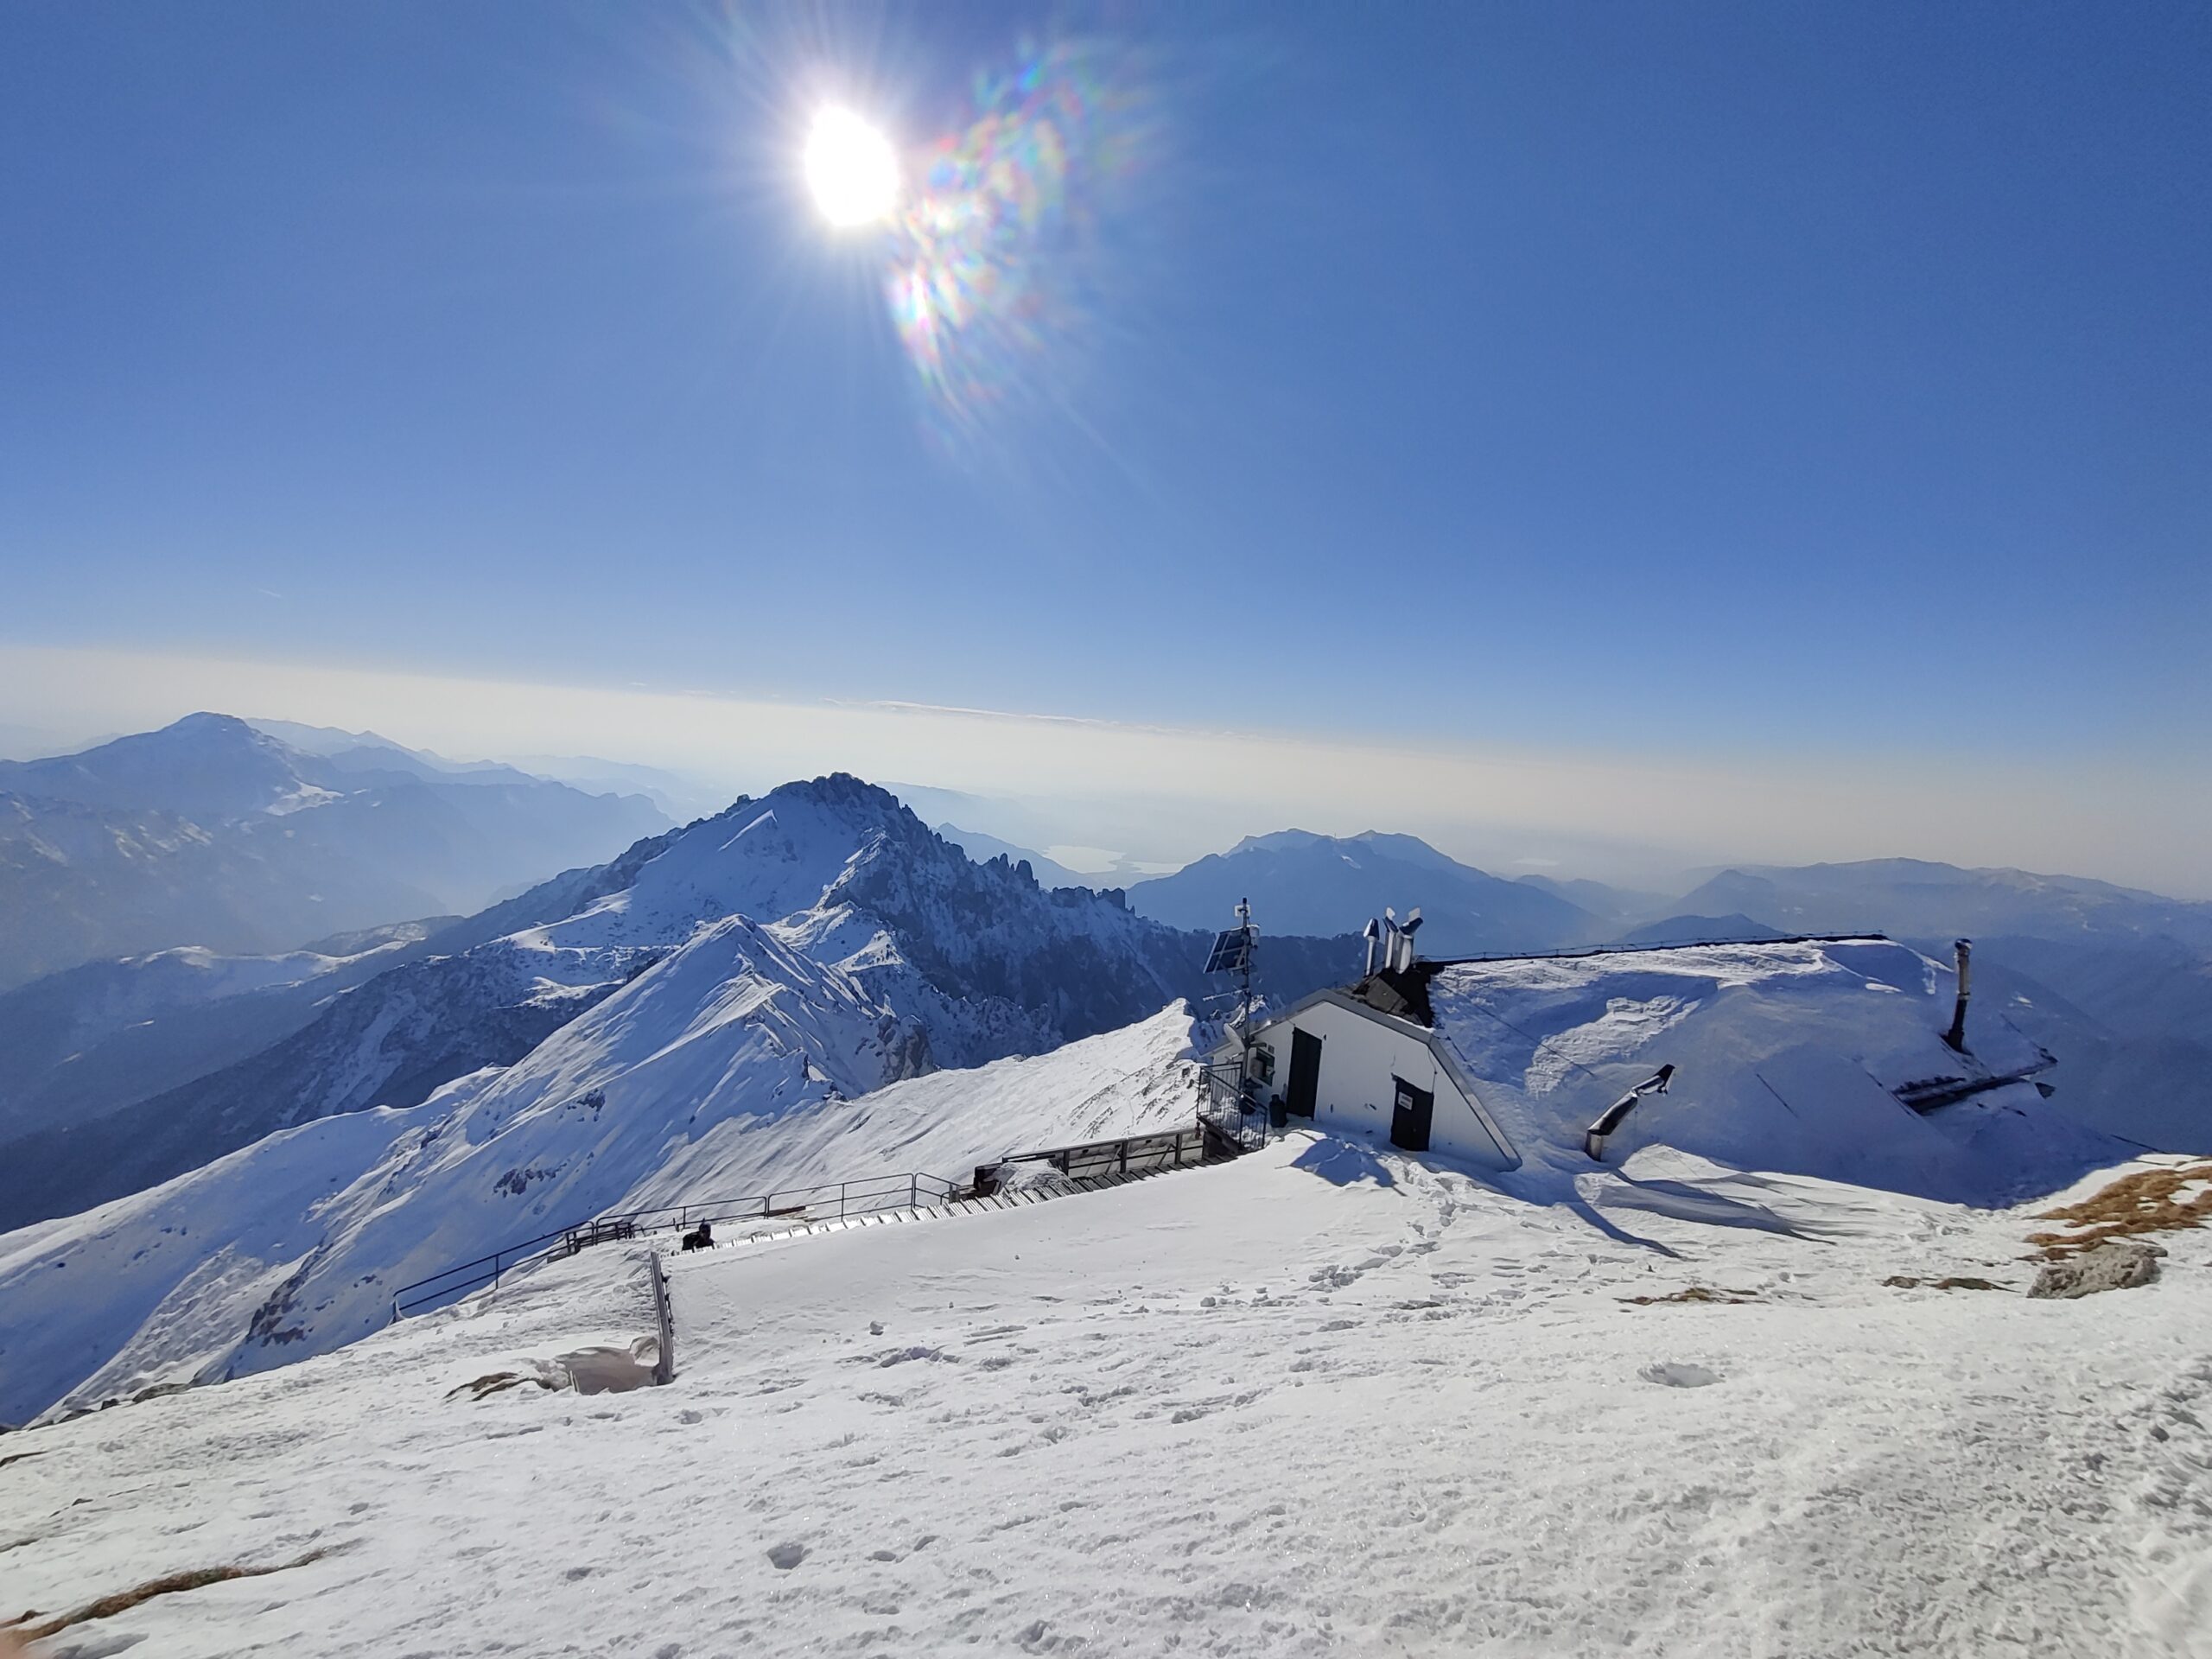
506,753,735,823
1516,873,1671,929
1611,913,1789,947
1673,858,2212,951
0,920,454,1147
1130,830,1599,956
936,823,1096,890
0,714,669,989
245,718,543,785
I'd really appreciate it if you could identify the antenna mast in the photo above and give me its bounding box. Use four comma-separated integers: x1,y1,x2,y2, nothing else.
1201,899,1262,1113
1235,895,1255,1060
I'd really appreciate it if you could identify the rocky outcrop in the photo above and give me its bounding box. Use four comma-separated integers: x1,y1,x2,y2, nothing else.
2027,1240,2164,1299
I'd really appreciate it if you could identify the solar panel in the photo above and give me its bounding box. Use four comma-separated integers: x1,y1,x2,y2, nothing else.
1203,929,1253,975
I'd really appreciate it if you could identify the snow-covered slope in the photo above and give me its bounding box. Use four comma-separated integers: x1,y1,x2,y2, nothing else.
0,776,1215,1232
1653,861,2212,1152
7,1135,2206,1656
0,941,1195,1427
1421,938,2121,1204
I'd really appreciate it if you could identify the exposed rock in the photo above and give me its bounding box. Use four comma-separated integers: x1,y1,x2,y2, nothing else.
2026,1239,2164,1300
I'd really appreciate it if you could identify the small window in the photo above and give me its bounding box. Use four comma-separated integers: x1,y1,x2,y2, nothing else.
1252,1042,1276,1084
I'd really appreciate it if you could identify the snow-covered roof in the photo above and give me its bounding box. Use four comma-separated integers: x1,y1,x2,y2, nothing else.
1421,936,2101,1202
1222,936,2107,1202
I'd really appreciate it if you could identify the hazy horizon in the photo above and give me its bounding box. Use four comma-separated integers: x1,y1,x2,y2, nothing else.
3,641,2205,901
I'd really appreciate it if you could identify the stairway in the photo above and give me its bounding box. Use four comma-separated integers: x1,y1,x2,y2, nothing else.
671,1160,1217,1258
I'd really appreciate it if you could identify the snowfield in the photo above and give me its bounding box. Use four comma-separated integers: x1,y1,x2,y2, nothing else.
4,1135,2207,1656
0,772,1237,1427
1422,937,2117,1205
0,989,1197,1427
5,918,2202,1654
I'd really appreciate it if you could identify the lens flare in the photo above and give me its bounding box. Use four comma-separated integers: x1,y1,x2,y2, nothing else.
805,106,899,226
883,42,1150,442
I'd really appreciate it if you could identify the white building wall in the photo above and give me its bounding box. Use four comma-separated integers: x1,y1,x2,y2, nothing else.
1247,997,1512,1171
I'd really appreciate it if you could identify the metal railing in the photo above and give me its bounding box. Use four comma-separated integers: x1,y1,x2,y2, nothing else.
390,1170,961,1319
389,1119,1254,1324
1001,1124,1214,1182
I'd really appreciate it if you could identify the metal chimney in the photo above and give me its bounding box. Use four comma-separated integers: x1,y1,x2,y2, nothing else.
1397,907,1424,973
1943,938,1973,1052
1362,918,1381,977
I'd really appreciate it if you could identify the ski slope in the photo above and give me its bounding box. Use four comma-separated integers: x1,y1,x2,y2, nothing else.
5,1135,2206,1656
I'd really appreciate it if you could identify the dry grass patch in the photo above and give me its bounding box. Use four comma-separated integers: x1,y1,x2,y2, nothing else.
1620,1285,1759,1306
2028,1160,2212,1259
9,1548,331,1640
447,1369,557,1402
1883,1274,2005,1292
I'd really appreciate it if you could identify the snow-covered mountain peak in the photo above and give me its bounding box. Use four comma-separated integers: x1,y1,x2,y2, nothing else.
0,710,314,823
519,774,952,952
1137,823,1598,953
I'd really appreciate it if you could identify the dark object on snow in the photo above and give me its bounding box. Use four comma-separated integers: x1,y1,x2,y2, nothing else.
679,1220,714,1252
1943,938,1973,1052
2028,1239,2164,1300
1584,1064,1675,1160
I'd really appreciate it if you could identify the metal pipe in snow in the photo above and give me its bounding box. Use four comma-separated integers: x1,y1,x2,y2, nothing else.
1583,1064,1676,1161
1944,938,1973,1052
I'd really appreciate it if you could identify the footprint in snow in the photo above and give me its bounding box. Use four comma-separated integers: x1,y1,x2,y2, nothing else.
1640,1362,1722,1389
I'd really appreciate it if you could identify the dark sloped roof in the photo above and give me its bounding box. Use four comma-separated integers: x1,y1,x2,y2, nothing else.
1347,965,1438,1025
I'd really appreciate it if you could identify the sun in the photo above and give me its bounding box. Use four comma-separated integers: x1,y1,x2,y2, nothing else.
804,106,899,227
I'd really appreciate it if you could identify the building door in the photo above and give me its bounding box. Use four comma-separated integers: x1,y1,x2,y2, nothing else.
1286,1028,1322,1118
1389,1077,1433,1153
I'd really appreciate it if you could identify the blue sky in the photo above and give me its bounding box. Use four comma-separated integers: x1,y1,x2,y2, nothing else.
2,3,2207,884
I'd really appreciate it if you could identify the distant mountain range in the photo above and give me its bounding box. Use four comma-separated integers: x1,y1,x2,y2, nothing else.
0,714,669,990
1673,858,2212,952
1,765,2207,1426
0,776,1360,1233
1127,829,1605,956
0,777,1371,1419
2,757,2206,1281
0,918,453,1147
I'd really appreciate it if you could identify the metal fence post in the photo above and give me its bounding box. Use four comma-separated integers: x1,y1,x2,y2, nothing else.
648,1251,676,1386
